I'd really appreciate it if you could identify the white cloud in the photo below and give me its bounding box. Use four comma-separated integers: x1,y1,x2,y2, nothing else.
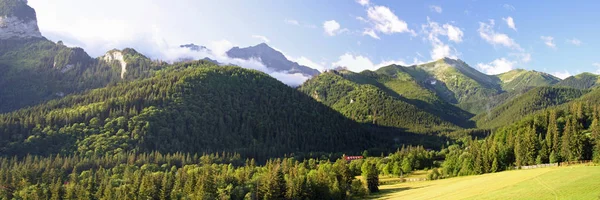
421,18,462,60
323,20,346,36
332,53,376,72
567,38,582,46
357,5,415,39
284,19,316,28
431,44,455,60
430,5,442,13
476,58,516,75
284,19,300,26
363,29,380,39
270,72,311,86
332,53,421,72
552,70,572,79
207,40,234,57
478,20,522,50
251,35,270,43
503,4,516,11
503,16,517,31
444,24,464,43
357,0,369,6
356,16,368,23
367,6,413,35
541,36,556,49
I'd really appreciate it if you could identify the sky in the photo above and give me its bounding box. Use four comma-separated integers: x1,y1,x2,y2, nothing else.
28,0,600,82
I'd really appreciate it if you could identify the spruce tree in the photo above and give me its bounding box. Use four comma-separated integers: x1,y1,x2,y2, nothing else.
361,161,379,193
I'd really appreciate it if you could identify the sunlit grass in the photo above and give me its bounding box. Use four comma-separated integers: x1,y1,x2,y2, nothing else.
368,165,600,200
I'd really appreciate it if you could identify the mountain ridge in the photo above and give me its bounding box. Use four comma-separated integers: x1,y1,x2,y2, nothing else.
226,43,321,77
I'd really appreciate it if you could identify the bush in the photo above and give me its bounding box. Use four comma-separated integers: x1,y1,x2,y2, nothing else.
427,168,441,180
350,179,368,197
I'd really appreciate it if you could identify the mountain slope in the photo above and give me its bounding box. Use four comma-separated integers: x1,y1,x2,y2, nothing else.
375,58,503,114
0,39,162,113
0,0,42,40
473,87,588,128
226,43,320,76
0,1,165,113
0,62,379,159
556,72,600,89
496,69,560,91
343,67,474,127
299,70,470,133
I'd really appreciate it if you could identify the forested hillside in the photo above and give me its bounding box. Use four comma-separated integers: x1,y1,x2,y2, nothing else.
556,73,600,89
0,61,383,160
298,70,470,133
443,101,600,177
473,87,588,128
0,38,164,113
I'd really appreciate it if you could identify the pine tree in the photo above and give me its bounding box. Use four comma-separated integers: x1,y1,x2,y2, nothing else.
362,162,379,193
592,114,600,163
569,116,584,161
561,117,573,161
491,157,498,173
548,110,561,158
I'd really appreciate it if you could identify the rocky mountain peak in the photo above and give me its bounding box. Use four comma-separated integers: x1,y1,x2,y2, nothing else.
0,0,42,40
103,49,128,79
226,43,320,77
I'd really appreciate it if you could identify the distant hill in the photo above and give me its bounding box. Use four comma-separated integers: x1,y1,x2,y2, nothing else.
556,72,600,89
496,69,560,91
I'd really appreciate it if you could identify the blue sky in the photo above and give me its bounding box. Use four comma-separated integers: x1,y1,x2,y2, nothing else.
28,0,600,79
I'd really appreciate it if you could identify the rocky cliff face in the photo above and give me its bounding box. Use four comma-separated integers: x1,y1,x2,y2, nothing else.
103,50,128,79
0,0,42,40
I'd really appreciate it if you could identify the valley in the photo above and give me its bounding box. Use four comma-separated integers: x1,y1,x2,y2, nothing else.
1,0,600,199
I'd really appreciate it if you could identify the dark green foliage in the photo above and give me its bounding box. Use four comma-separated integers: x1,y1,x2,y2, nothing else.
0,152,368,200
0,63,379,160
444,101,598,177
361,160,379,193
474,87,588,128
427,168,441,180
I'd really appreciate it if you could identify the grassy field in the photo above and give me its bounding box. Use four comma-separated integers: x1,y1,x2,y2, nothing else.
369,165,600,200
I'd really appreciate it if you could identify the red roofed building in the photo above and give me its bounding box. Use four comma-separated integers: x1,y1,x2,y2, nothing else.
343,155,364,161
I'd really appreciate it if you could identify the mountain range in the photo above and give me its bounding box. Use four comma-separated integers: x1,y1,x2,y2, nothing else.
2,0,600,159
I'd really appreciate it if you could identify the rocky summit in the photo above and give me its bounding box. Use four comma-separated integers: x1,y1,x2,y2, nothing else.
0,0,42,40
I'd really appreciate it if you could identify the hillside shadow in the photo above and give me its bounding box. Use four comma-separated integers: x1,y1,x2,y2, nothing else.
367,186,428,199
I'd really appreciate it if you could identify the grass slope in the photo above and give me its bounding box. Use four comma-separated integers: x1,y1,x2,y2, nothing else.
496,69,560,91
370,165,600,200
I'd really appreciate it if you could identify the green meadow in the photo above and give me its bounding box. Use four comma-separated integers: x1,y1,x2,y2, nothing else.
370,165,600,200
